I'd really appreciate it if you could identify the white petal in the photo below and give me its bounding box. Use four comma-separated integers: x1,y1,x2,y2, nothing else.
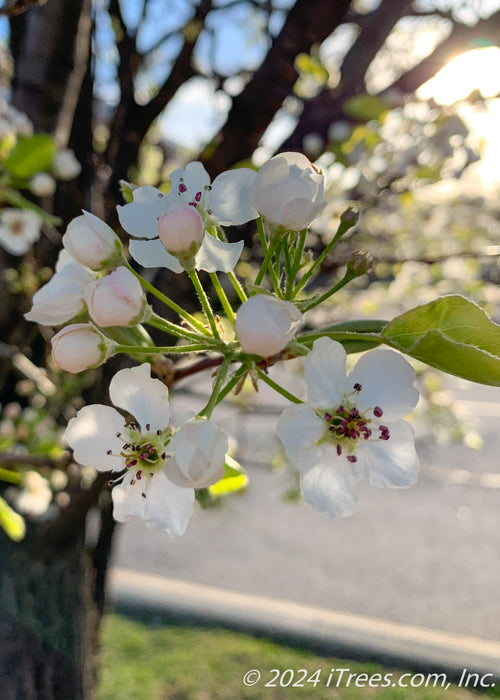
195,233,243,273
25,292,86,325
129,238,184,273
350,349,419,420
300,446,359,517
64,405,124,472
109,363,170,432
358,419,419,489
277,403,324,461
170,162,210,196
210,168,258,225
304,337,347,408
112,470,194,535
166,418,227,488
117,186,171,239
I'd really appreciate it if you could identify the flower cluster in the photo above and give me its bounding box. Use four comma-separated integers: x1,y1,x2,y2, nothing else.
25,151,423,534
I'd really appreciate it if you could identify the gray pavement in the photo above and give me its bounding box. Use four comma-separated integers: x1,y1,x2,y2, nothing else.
112,367,500,643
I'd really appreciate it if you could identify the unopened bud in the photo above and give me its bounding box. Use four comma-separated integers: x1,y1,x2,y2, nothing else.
347,250,373,277
63,211,124,271
85,266,149,327
340,207,359,226
157,203,205,263
51,323,115,373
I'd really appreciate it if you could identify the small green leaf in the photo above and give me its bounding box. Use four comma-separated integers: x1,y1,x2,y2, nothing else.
4,134,56,178
209,456,248,497
0,496,25,542
344,95,388,122
382,295,500,386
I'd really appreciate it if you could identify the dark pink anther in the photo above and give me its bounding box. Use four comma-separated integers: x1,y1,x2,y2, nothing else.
347,455,357,463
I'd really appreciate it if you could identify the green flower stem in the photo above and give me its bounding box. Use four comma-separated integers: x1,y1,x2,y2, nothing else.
188,269,220,339
285,228,307,299
254,219,283,293
148,313,215,344
301,271,355,312
227,271,247,303
254,367,303,404
298,330,384,346
126,265,210,335
212,364,248,408
114,343,211,355
209,272,235,325
199,354,233,419
294,212,358,295
0,467,23,485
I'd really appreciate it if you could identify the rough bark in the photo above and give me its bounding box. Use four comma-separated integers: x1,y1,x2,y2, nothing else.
201,0,353,177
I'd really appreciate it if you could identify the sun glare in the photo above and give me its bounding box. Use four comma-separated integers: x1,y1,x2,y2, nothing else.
417,47,500,105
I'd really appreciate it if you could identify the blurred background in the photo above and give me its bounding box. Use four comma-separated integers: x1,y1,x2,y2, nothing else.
0,0,499,697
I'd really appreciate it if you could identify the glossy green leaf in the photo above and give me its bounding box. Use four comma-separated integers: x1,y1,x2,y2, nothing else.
4,134,56,178
209,456,248,497
0,496,25,542
382,295,500,385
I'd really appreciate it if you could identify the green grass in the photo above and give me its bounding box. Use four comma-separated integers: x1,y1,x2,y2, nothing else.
97,614,500,700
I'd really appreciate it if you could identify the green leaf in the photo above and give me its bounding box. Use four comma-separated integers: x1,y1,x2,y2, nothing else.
0,496,25,542
208,456,248,497
4,134,56,178
343,95,388,122
382,295,500,386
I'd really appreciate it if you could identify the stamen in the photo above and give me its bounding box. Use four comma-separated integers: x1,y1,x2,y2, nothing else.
194,191,202,202
157,430,162,436
146,423,151,431
373,406,383,417
336,444,342,456
178,183,187,193
353,383,362,391
136,470,142,480
347,455,357,463
324,412,332,421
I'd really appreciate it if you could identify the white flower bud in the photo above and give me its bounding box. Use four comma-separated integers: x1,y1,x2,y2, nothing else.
251,152,325,231
157,203,205,261
62,211,124,271
166,417,227,489
235,295,302,357
85,266,149,327
29,173,57,197
52,149,81,180
51,323,113,373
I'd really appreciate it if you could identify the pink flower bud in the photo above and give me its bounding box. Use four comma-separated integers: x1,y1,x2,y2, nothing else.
51,323,112,373
235,295,302,357
156,203,205,260
62,211,123,271
85,266,148,327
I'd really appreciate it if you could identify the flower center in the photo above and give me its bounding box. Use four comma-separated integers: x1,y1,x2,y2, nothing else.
108,422,173,490
177,179,213,221
318,383,389,463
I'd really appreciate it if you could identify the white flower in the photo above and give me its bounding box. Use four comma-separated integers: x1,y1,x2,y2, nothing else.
51,323,114,373
0,208,41,255
117,161,257,273
52,148,81,180
251,152,325,231
85,266,149,328
64,364,227,534
235,295,302,356
6,471,52,517
62,211,124,271
25,254,96,325
29,172,57,197
277,337,419,517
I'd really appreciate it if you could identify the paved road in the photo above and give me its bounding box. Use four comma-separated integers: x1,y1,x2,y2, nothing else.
112,367,500,642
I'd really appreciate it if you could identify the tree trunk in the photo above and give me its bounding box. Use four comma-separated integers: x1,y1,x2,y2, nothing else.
0,476,113,700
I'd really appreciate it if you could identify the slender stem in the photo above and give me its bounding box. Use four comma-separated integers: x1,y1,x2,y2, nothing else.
301,272,355,312
188,269,220,339
199,355,233,418
147,313,215,344
209,272,235,325
126,264,210,335
254,219,282,288
114,343,211,354
254,367,303,404
227,271,247,303
212,364,248,407
0,467,23,485
294,212,358,295
287,227,308,298
298,330,384,345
